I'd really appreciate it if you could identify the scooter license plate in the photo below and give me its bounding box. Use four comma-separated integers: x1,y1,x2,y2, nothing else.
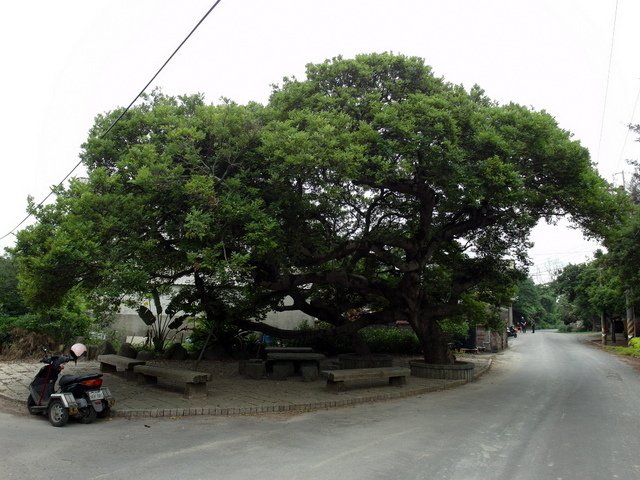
88,390,104,401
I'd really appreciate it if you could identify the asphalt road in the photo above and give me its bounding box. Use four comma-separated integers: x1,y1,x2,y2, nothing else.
2,331,639,480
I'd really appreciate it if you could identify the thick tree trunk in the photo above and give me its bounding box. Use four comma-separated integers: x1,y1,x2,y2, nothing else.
400,270,454,364
414,314,455,365
601,311,608,346
611,318,616,343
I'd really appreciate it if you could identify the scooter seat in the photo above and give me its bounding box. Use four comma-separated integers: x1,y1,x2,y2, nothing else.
59,373,103,387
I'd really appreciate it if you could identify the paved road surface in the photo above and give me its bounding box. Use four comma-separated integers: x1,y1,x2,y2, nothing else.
1,331,639,480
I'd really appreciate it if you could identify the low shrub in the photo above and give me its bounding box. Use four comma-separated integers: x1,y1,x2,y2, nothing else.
0,315,41,351
360,327,421,355
629,337,640,350
0,306,93,353
1,328,58,358
557,324,572,333
284,324,421,355
187,320,261,358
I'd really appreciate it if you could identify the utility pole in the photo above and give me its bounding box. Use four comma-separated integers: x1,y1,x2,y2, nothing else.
613,171,627,190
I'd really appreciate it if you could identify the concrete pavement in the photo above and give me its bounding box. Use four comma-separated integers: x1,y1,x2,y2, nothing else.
0,355,492,418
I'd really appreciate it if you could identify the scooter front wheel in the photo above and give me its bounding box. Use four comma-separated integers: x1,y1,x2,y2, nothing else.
27,394,39,415
48,399,69,427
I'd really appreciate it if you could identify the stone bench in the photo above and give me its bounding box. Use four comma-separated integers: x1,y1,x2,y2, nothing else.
264,347,314,354
321,367,411,392
97,354,146,378
133,365,212,398
460,346,486,354
265,352,326,381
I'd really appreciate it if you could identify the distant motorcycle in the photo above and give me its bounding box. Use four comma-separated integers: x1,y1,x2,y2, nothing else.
507,326,518,338
27,343,115,427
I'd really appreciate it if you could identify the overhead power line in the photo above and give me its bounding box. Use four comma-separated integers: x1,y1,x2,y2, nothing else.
0,0,224,242
596,0,620,165
616,78,640,171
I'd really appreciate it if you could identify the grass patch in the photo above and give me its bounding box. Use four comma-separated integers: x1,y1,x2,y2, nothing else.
556,324,592,333
605,346,640,358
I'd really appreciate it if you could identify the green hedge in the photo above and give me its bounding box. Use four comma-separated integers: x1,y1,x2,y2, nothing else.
359,327,422,355
284,325,422,355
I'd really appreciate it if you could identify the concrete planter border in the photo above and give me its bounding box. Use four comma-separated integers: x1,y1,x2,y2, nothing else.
409,360,475,381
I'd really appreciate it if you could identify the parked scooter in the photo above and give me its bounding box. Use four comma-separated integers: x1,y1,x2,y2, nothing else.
507,326,518,338
27,343,115,427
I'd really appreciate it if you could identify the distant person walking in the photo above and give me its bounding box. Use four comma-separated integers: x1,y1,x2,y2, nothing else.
531,321,536,333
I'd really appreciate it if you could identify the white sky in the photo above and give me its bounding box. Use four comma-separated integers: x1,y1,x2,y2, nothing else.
1,0,639,283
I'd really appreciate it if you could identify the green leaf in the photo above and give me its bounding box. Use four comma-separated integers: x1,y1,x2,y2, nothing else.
167,314,189,330
136,306,157,326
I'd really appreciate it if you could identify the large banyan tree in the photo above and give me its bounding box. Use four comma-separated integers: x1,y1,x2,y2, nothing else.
14,54,622,363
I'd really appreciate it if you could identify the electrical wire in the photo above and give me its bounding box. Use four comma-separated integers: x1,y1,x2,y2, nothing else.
616,79,640,171
0,0,224,242
596,0,620,165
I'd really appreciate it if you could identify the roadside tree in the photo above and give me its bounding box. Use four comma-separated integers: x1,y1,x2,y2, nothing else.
13,55,625,363
14,93,274,352
555,255,625,333
0,254,28,317
254,53,624,363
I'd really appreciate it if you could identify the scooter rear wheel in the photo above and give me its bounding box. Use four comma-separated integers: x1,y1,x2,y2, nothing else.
48,399,69,427
96,404,111,419
79,405,97,424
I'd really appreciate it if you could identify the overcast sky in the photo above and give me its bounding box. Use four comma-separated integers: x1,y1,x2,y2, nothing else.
1,0,639,282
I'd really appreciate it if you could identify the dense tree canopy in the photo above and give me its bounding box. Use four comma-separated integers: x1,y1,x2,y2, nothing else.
554,252,626,331
0,254,28,317
512,278,559,328
254,54,622,361
15,94,273,338
608,160,640,304
14,54,623,362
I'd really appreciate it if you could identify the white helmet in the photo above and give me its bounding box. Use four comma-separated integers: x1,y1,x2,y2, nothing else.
70,343,87,360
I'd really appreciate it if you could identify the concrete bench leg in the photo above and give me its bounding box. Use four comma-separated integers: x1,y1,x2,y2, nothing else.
389,376,406,387
271,361,294,380
244,359,266,380
100,363,117,374
300,362,319,382
184,382,208,399
326,380,346,392
136,373,158,385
